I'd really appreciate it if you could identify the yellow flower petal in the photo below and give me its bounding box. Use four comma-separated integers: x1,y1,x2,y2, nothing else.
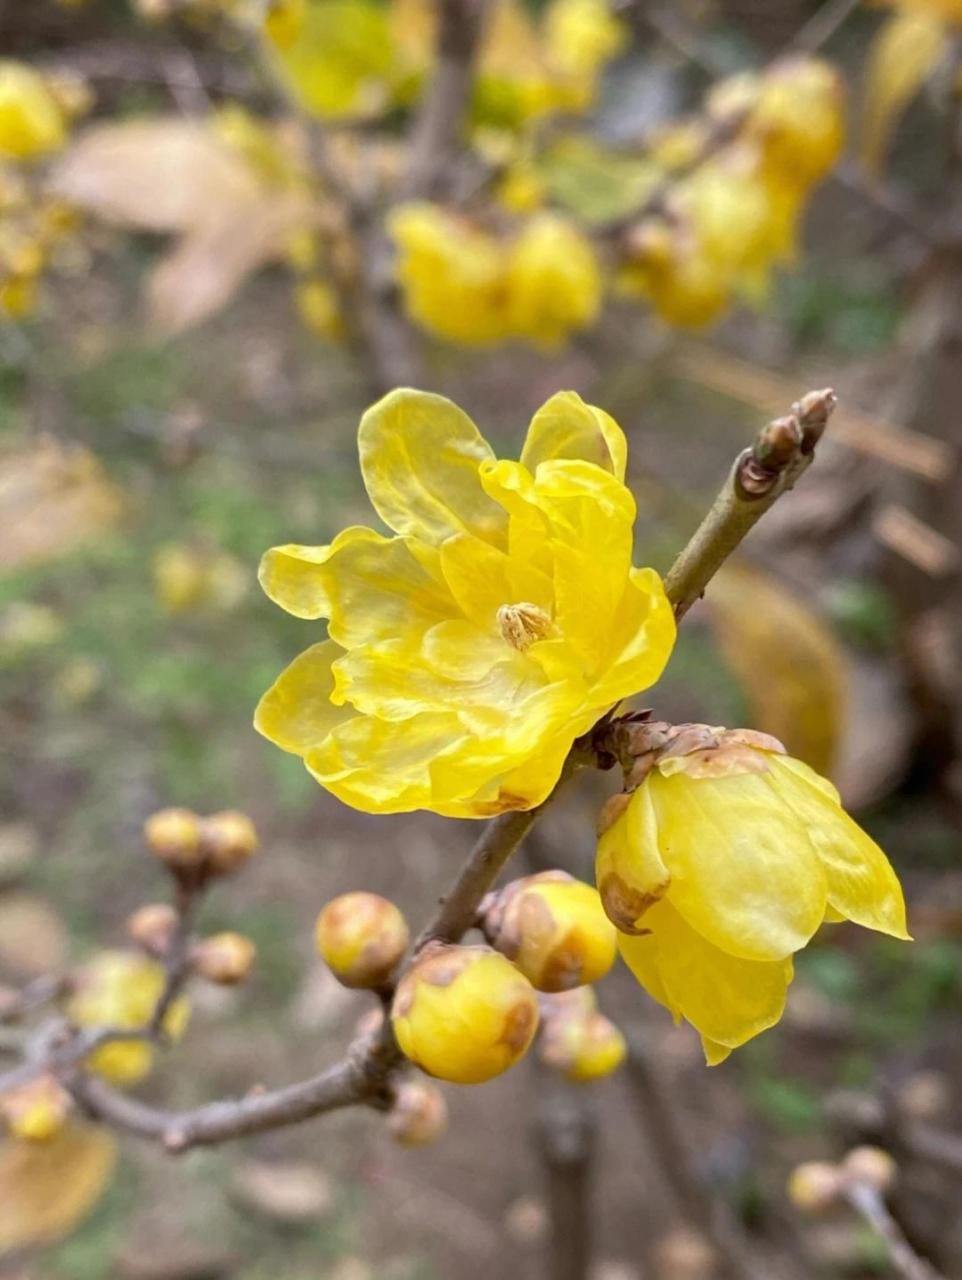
620,900,794,1056
259,526,453,643
532,459,636,669
330,636,541,725
358,389,507,546
770,756,910,940
306,711,473,816
254,638,352,754
591,566,676,705
520,390,627,480
596,783,671,932
647,766,828,961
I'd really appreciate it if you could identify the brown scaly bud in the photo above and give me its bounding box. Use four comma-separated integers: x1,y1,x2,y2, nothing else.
792,387,837,452
199,811,258,876
0,1074,72,1142
752,412,803,471
191,932,256,985
481,871,617,993
316,892,410,990
126,903,179,957
143,808,203,871
387,1079,449,1147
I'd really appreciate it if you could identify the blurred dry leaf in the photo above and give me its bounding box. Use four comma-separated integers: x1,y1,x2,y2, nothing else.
0,1123,117,1255
51,121,261,232
0,438,122,572
0,893,68,980
705,563,846,777
52,120,315,334
861,11,946,174
0,824,38,886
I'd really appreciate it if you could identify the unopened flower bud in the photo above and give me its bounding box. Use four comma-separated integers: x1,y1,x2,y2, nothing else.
787,1161,843,1212
392,943,539,1084
539,988,626,1082
842,1146,897,1193
315,892,409,989
126,903,178,957
199,811,258,875
387,1079,448,1147
143,808,202,871
482,871,617,993
0,1074,71,1142
191,932,256,985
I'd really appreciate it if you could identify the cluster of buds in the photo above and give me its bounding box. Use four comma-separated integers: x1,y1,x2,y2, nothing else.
143,807,258,886
788,1146,897,1212
618,57,843,327
538,988,626,1083
0,1074,72,1143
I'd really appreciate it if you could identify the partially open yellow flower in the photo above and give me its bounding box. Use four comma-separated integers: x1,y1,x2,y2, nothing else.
392,943,539,1083
0,62,67,161
69,951,190,1085
597,725,908,1064
256,389,675,817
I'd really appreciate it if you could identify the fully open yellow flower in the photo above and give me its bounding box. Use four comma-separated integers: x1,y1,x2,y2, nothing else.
597,727,908,1063
256,390,675,817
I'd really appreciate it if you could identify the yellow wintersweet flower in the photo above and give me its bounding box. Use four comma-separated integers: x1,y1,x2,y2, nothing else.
69,951,190,1085
505,214,602,349
0,62,67,161
543,0,626,82
256,389,675,818
389,203,510,346
596,725,908,1064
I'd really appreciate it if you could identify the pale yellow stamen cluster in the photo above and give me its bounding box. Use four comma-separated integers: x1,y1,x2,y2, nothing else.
497,602,555,651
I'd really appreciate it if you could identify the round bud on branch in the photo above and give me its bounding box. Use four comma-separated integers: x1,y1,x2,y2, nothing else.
481,871,617,993
387,1079,448,1147
392,943,539,1085
315,892,409,989
126,903,179,957
191,932,256,985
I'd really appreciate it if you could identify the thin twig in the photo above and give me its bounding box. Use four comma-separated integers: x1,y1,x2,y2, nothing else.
844,1183,946,1280
662,388,837,618
401,0,488,200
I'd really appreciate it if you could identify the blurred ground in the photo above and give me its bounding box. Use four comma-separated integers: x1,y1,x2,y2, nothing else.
2,2,962,1279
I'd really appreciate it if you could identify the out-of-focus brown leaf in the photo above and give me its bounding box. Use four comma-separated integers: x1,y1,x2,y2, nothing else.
705,563,846,777
51,120,262,233
51,119,316,334
0,1122,117,1255
0,893,68,980
147,194,311,336
0,439,122,572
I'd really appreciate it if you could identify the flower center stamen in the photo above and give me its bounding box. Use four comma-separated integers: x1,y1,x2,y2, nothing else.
497,602,555,652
